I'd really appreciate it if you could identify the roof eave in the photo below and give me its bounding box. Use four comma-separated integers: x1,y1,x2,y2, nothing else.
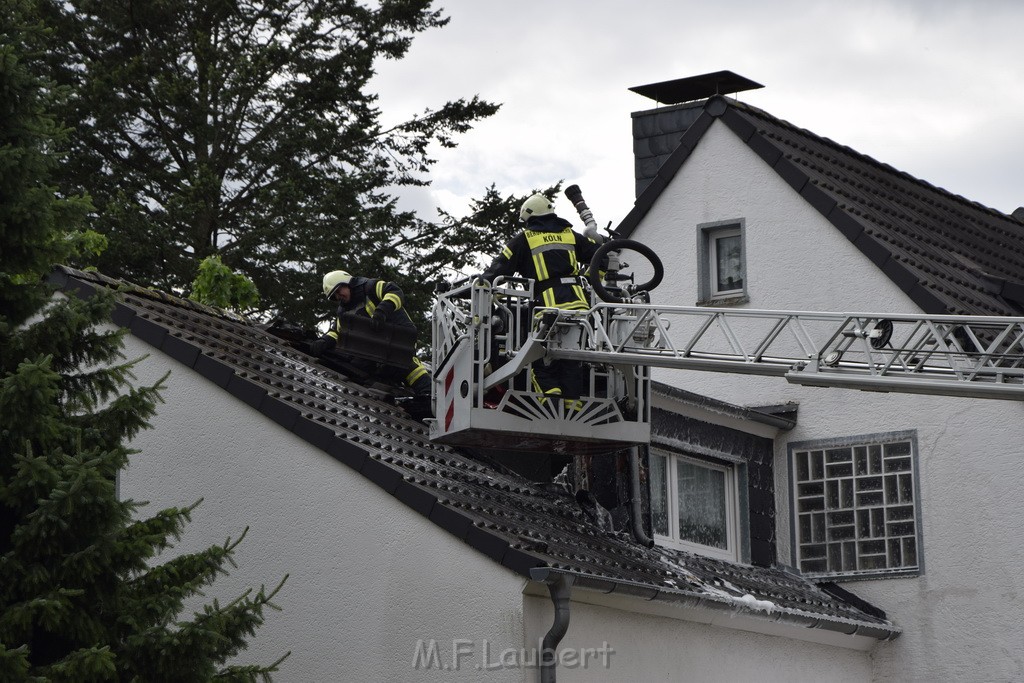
651,381,797,431
530,567,900,644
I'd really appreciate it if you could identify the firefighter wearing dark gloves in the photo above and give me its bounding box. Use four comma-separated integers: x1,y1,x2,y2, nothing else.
480,193,600,408
309,270,431,397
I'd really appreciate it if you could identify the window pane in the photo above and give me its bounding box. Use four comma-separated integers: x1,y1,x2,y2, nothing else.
676,461,727,549
651,454,669,536
714,234,743,292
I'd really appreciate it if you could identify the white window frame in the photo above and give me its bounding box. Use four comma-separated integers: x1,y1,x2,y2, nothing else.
697,219,747,304
651,450,739,562
710,228,743,297
789,431,923,580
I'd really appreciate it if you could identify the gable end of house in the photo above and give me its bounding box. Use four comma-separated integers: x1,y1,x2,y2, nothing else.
619,87,1024,317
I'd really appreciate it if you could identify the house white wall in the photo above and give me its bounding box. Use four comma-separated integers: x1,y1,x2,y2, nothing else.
523,594,872,683
629,120,1024,682
116,327,882,683
119,333,530,683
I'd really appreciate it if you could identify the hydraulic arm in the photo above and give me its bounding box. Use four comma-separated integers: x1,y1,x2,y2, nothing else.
427,186,1024,454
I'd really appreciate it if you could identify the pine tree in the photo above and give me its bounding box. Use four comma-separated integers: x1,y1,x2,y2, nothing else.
1,4,286,680
41,0,501,326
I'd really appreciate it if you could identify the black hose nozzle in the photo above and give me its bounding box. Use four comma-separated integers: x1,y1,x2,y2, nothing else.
564,184,584,205
564,184,601,240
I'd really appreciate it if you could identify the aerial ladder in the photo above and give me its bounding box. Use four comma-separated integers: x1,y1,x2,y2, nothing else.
428,187,1024,454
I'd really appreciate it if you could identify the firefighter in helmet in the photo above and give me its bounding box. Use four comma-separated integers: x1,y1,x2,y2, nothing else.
308,270,431,397
480,192,601,407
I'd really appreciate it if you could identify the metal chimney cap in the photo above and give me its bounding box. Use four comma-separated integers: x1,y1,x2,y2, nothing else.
629,70,764,105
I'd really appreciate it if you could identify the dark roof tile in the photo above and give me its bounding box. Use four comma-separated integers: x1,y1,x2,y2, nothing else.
55,265,899,639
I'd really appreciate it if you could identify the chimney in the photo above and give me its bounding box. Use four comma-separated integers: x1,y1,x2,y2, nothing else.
629,71,763,197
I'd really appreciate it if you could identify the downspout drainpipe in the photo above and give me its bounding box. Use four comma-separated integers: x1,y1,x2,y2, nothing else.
530,569,574,683
630,445,654,547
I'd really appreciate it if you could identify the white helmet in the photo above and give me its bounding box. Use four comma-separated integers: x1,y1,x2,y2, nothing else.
520,193,555,222
323,270,352,299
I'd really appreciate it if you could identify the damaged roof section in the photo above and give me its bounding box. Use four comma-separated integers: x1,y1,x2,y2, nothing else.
50,265,900,642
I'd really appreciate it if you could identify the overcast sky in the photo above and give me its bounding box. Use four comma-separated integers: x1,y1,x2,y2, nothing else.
371,0,1024,238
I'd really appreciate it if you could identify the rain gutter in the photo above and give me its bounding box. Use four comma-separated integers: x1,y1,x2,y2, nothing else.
529,567,900,655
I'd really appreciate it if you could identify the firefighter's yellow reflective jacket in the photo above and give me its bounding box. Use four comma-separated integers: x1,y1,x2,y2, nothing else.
481,214,601,310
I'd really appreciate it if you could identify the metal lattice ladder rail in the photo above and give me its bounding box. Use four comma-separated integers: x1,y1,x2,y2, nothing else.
428,280,1024,454
546,303,1024,402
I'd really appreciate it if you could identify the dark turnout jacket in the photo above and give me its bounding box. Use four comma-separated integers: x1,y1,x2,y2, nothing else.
326,276,416,342
481,213,600,311
314,276,429,392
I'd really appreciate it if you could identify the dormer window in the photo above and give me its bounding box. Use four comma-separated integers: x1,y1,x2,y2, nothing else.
650,449,739,561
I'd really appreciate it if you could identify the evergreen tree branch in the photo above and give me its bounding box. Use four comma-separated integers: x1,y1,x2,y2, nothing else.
2,6,287,674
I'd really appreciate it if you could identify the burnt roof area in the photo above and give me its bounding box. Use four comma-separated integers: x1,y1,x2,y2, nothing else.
621,91,1024,317
50,265,899,641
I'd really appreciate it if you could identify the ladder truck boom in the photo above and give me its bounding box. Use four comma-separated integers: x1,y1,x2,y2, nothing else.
542,304,1024,402
428,187,1024,454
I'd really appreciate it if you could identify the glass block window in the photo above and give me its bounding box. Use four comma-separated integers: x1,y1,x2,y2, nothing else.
651,450,738,561
790,432,922,578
